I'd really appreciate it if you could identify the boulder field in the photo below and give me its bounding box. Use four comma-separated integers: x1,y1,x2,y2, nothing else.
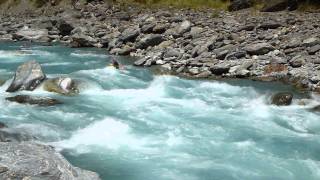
1,1,319,93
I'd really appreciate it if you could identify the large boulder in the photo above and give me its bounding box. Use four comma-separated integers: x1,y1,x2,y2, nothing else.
13,27,49,42
70,33,97,47
176,20,192,37
228,0,253,11
119,28,140,42
271,92,293,106
244,42,275,55
136,34,165,49
0,142,100,180
6,60,46,92
56,19,74,36
43,77,79,95
6,95,62,106
261,0,298,12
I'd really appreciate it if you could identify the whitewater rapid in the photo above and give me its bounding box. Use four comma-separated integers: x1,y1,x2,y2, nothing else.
1,42,320,180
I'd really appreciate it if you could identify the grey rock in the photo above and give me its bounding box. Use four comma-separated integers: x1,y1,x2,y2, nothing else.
70,33,97,47
225,51,246,60
14,27,49,42
210,63,231,75
176,20,191,36
0,142,100,180
141,23,155,34
302,37,320,47
289,55,306,67
164,49,181,58
271,92,293,106
6,95,62,106
134,57,148,66
43,77,79,96
6,60,46,92
258,22,282,30
119,28,140,42
136,34,165,49
244,43,275,55
0,129,33,142
308,45,320,55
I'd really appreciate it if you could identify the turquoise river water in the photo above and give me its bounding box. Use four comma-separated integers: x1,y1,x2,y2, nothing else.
1,42,320,180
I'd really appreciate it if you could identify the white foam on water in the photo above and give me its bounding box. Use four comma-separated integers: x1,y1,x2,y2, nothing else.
42,62,74,66
56,117,146,151
70,52,108,58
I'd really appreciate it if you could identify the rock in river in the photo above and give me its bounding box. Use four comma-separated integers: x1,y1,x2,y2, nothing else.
0,142,100,180
271,92,293,106
6,60,46,92
43,77,79,95
6,95,62,106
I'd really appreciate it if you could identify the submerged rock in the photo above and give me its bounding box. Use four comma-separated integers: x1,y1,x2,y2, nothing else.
271,92,293,106
6,60,46,92
43,77,79,95
6,95,62,106
310,105,320,112
0,142,100,180
0,122,6,129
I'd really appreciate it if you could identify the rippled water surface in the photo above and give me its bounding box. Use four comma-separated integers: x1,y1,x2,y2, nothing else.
1,42,320,180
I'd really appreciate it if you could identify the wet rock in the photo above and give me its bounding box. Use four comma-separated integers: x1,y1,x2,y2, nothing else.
0,142,100,180
271,92,293,106
244,43,275,55
228,0,253,11
6,60,46,92
0,122,6,129
136,34,165,49
43,77,79,95
310,105,320,112
6,95,62,106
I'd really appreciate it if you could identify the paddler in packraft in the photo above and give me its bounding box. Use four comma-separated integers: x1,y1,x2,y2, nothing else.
109,58,124,70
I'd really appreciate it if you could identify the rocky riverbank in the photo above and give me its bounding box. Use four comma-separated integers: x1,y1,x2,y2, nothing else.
1,1,320,93
0,122,100,179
